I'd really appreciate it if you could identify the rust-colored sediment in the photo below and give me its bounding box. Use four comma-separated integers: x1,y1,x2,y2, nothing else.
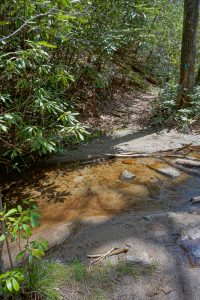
4,157,189,232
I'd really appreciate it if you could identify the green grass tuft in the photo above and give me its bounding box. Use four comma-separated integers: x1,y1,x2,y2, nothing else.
26,261,70,300
26,259,158,300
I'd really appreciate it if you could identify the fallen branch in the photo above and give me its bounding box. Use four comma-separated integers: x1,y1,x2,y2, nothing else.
160,158,200,177
191,196,200,204
174,143,193,153
175,158,200,168
106,152,195,160
106,153,152,158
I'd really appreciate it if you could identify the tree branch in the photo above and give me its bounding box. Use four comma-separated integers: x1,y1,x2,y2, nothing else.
0,11,52,42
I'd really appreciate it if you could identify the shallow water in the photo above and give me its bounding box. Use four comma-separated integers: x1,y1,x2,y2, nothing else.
2,154,200,233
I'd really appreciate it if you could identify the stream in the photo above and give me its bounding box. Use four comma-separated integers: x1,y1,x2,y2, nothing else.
2,150,200,292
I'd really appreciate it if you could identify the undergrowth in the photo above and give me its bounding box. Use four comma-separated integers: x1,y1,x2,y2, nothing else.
151,84,200,131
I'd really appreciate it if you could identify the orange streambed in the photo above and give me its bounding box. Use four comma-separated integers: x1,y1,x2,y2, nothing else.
2,156,191,231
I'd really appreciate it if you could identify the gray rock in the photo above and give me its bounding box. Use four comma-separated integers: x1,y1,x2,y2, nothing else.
125,252,153,266
121,170,136,181
156,167,181,178
190,205,200,215
182,228,200,241
181,229,200,266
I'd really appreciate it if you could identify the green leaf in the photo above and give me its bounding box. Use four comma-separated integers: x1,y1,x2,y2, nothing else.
28,255,33,263
16,250,26,261
0,124,8,132
39,240,48,251
17,205,22,212
4,208,17,217
37,41,57,49
12,278,19,291
30,212,40,228
0,234,6,242
6,278,13,292
22,224,32,237
20,233,27,239
31,248,44,258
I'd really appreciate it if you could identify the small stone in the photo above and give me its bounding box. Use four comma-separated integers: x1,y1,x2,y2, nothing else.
156,167,181,178
121,170,136,181
126,252,153,266
162,286,172,295
190,205,200,214
74,176,84,183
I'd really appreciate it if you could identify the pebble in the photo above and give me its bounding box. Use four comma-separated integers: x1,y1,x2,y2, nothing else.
121,170,136,181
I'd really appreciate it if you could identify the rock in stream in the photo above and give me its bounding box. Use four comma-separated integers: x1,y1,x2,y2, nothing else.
121,170,136,181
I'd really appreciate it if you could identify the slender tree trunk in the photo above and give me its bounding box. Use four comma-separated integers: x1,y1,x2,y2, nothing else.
0,193,5,273
177,0,200,108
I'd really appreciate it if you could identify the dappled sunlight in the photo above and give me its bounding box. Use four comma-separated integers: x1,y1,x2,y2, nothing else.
2,155,193,231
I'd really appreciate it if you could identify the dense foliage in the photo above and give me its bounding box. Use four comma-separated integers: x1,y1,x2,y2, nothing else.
0,0,185,169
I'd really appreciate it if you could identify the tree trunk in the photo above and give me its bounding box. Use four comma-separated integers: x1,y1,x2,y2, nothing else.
0,193,5,273
177,0,200,108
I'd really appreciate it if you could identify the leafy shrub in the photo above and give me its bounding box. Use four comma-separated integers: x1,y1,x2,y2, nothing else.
0,200,48,299
0,0,185,170
151,84,200,130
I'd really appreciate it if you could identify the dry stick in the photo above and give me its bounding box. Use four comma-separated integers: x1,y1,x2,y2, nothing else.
101,247,118,260
159,157,200,177
175,143,193,153
106,153,197,160
0,192,13,269
175,158,200,168
88,247,129,259
191,196,200,204
147,165,171,177
88,248,118,259
106,153,153,158
90,247,118,265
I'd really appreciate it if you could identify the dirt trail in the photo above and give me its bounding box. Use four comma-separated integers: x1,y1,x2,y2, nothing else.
45,88,200,166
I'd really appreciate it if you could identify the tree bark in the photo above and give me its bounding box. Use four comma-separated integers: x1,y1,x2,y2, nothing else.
177,0,200,108
0,193,5,273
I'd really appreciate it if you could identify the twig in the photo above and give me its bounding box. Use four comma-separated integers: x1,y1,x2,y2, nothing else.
90,247,118,265
0,11,52,42
88,247,118,259
88,247,129,265
174,143,193,153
